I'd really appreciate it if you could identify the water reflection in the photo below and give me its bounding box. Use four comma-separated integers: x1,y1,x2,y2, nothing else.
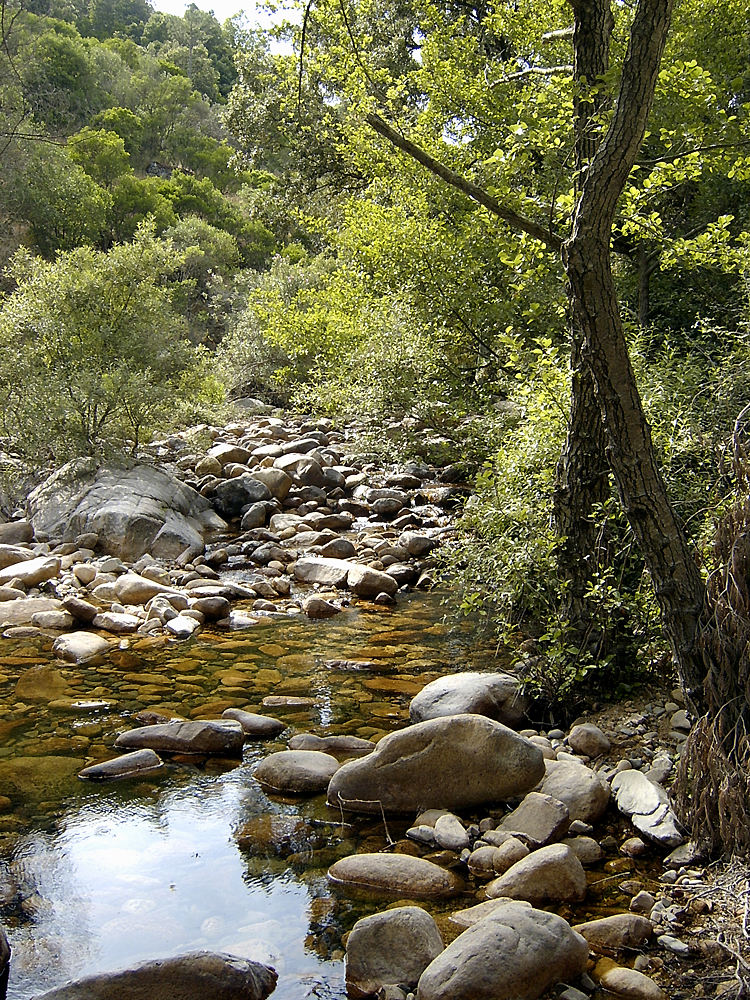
6,770,344,999
0,591,498,999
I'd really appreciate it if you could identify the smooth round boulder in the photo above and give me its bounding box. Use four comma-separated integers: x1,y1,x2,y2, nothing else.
347,564,399,598
327,714,544,815
254,750,340,793
287,734,374,755
598,963,668,1000
222,709,285,738
409,672,529,729
328,853,463,899
485,843,587,904
498,791,570,845
538,759,610,823
417,900,589,1000
346,906,444,999
15,665,72,703
568,722,611,757
32,951,277,1000
573,913,653,955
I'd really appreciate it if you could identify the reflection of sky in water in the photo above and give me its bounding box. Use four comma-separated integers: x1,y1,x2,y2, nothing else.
7,768,344,1000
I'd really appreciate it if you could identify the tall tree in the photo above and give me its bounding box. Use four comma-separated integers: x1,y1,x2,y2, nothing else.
229,0,750,851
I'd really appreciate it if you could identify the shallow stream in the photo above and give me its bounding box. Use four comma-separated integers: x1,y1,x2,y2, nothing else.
0,590,506,999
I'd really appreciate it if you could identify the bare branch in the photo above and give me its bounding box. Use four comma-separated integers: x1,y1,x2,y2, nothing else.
501,65,574,82
542,26,575,44
365,112,562,251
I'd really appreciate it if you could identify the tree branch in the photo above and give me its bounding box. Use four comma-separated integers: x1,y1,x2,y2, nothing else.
365,112,562,251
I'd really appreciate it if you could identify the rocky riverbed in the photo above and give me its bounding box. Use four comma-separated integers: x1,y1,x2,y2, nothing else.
0,410,746,1000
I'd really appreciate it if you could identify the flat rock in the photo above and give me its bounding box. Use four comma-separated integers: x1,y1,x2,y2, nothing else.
294,556,351,588
418,899,589,1000
115,573,183,605
15,665,72,702
31,610,75,629
32,951,278,1000
92,612,141,634
0,596,62,625
327,714,545,814
538,759,610,823
328,853,463,899
165,614,201,638
0,755,84,805
486,843,587,904
346,906,444,999
611,770,664,817
287,734,374,755
409,672,529,729
0,542,35,567
115,720,244,755
254,750,340,793
0,555,61,587
573,913,653,955
498,791,570,845
53,631,111,663
222,709,285,737
79,749,164,780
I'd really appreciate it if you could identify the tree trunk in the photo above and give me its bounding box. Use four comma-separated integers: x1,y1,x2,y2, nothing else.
552,0,612,631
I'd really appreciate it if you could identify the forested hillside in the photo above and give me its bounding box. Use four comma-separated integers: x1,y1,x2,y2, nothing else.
1,0,750,849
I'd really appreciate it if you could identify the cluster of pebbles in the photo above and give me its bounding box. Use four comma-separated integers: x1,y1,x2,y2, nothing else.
0,414,465,646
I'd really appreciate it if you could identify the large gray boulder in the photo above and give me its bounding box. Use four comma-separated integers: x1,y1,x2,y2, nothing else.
32,952,277,1000
346,906,444,999
409,672,529,729
327,714,545,814
417,900,589,1000
27,460,226,561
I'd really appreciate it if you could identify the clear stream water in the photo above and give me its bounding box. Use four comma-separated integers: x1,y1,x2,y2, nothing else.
0,589,505,999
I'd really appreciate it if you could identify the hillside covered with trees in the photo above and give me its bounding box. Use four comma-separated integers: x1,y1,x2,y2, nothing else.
1,0,750,852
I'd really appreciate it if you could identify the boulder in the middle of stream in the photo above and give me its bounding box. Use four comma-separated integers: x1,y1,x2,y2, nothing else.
327,714,545,814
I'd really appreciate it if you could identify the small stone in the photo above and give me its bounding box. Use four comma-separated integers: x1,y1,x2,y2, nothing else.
630,890,656,915
568,723,611,757
79,749,163,780
657,933,690,956
599,964,668,1000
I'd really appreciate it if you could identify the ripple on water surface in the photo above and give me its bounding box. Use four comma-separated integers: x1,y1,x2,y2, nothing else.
0,590,501,999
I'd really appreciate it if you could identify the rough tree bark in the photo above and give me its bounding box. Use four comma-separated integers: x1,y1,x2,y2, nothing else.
551,0,612,632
